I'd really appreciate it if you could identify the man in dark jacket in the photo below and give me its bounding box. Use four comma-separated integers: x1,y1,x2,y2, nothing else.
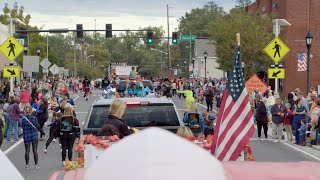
204,86,214,112
271,98,287,142
255,94,268,139
104,115,134,139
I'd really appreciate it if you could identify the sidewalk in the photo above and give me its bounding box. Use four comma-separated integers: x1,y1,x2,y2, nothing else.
255,124,320,160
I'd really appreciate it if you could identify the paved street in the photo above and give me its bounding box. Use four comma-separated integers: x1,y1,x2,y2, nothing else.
1,91,319,179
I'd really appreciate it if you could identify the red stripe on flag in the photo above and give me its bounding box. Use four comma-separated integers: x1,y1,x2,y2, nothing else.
217,96,249,147
211,89,229,156
217,110,254,161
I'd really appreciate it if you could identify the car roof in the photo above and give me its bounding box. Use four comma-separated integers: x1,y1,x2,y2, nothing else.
93,98,174,106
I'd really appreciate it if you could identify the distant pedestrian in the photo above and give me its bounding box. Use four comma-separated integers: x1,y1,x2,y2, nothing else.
271,98,287,143
204,86,214,112
7,97,23,142
284,103,293,141
292,98,306,145
255,94,268,139
36,97,49,140
44,112,63,153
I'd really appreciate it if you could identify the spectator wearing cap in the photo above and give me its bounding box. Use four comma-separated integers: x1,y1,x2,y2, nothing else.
20,86,31,110
203,111,215,137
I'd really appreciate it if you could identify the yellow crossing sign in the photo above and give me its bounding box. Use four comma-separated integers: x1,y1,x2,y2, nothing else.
263,37,290,63
0,36,24,61
268,68,285,79
3,66,20,78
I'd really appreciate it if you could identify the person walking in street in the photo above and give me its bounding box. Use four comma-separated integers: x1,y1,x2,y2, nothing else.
44,112,63,153
7,97,23,142
204,86,214,112
255,94,268,139
292,98,306,145
21,105,41,169
36,97,49,140
284,103,293,142
271,98,287,143
58,104,80,166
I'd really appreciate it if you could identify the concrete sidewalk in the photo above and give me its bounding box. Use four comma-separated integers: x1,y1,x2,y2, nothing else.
255,123,320,160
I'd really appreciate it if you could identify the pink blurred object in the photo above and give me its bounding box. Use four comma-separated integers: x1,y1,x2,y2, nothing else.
48,168,85,180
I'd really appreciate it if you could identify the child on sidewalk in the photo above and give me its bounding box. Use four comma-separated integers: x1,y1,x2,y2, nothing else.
44,112,63,153
298,119,307,146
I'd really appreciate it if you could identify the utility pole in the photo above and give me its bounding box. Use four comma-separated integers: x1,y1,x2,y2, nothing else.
74,34,77,77
167,4,171,76
189,30,192,77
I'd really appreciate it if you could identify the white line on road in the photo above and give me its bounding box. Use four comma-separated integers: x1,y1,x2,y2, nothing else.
76,112,88,114
197,102,218,114
4,94,82,155
4,139,23,155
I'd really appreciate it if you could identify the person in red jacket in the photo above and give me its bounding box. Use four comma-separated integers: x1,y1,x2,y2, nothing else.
20,86,31,110
284,103,293,141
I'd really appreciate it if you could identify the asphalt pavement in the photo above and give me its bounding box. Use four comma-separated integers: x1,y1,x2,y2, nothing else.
1,91,319,180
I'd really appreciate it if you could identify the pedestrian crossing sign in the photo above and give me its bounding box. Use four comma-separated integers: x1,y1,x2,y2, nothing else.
263,37,290,63
0,36,24,61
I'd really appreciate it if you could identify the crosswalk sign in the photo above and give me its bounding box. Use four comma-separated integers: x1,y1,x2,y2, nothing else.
3,66,20,77
268,68,285,79
0,36,24,61
263,37,290,63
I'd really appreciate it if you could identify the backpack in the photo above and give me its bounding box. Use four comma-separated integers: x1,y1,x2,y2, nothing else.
60,116,75,133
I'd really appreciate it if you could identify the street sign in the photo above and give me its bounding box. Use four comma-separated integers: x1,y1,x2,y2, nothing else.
245,74,268,94
23,56,40,72
16,38,28,47
268,68,285,79
263,37,290,63
0,36,24,61
40,58,52,69
179,36,196,41
49,64,60,75
3,66,20,78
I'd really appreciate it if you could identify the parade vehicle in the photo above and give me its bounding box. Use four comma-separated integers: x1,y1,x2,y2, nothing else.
82,98,183,135
116,80,154,97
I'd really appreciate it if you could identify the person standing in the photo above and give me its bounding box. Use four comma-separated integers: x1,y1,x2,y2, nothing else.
20,86,31,110
7,97,23,142
204,86,214,112
3,98,11,139
271,98,287,143
58,105,80,166
292,98,306,145
284,103,293,142
36,97,49,140
255,94,268,139
21,105,41,169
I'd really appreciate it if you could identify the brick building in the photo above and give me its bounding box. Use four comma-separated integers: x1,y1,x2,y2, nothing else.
246,0,320,96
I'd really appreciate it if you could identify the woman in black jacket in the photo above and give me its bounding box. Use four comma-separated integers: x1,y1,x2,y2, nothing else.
37,96,49,140
104,99,133,139
255,94,268,139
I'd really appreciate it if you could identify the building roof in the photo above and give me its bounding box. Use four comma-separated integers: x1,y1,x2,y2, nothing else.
194,39,216,58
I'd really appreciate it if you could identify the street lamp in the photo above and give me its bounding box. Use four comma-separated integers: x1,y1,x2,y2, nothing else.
150,48,168,77
204,51,208,79
305,31,313,93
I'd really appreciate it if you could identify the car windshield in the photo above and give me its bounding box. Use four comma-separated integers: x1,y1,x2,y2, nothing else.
87,104,179,128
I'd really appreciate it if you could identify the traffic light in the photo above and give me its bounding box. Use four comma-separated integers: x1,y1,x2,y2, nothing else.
106,24,112,38
76,24,83,38
147,31,153,44
172,32,178,44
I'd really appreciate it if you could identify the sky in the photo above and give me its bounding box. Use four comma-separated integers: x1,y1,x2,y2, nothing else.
3,0,237,35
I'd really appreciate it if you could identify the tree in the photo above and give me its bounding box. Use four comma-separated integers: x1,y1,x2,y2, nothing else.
208,9,274,79
236,0,252,8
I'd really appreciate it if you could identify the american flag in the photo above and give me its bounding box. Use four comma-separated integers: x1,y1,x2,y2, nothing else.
297,53,307,71
211,47,254,161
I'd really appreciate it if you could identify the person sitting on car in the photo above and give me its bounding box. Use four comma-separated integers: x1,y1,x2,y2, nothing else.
129,67,137,80
104,99,134,139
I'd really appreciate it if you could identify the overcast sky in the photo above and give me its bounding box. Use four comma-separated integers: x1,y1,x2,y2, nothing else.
5,0,237,34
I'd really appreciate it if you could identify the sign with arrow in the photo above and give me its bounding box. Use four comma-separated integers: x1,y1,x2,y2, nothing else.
3,67,20,77
268,68,285,79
